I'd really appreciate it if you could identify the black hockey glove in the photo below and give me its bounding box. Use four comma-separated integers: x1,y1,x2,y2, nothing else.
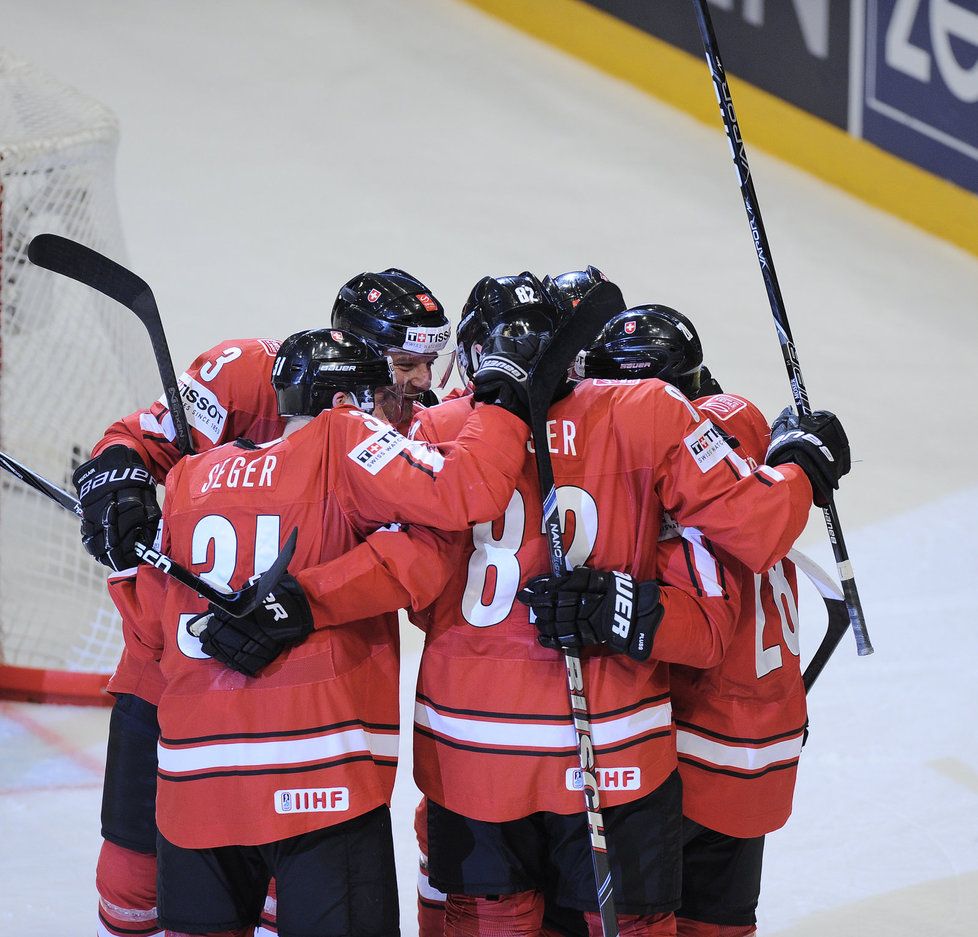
766,407,851,507
471,331,546,425
191,573,314,677
697,365,724,397
72,445,161,571
517,567,662,662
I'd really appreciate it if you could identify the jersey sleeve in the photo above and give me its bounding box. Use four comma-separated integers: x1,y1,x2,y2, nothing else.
106,564,167,667
646,385,813,573
295,525,459,626
648,530,741,668
93,338,281,478
333,404,529,532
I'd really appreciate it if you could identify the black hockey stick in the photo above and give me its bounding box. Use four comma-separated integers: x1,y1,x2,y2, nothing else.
27,233,195,457
788,549,850,694
528,280,627,937
0,447,296,618
690,0,872,658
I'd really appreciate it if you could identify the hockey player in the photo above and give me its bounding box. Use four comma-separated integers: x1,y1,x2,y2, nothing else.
106,325,544,935
331,267,453,433
74,313,531,937
524,303,823,937
408,280,848,936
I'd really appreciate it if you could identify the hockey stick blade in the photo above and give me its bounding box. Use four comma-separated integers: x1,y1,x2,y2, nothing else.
134,528,298,618
528,280,625,410
27,233,195,456
0,449,83,518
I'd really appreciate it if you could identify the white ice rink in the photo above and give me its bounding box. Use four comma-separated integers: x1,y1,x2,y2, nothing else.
2,1,977,934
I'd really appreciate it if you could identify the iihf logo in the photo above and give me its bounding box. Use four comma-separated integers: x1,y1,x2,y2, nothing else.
624,320,637,334
280,792,292,812
367,289,381,303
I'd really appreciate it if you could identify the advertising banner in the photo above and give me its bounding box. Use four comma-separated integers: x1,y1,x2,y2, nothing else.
583,0,852,128
862,0,978,195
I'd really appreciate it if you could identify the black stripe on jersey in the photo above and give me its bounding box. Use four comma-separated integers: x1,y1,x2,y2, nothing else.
397,449,436,478
416,692,670,724
97,910,163,935
700,535,729,599
675,719,807,746
160,717,399,747
753,471,774,488
158,752,398,784
420,897,447,910
415,725,671,759
722,456,743,480
681,539,704,597
678,755,799,780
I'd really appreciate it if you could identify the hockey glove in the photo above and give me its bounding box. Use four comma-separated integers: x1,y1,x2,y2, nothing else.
517,567,662,661
766,407,851,507
192,573,314,677
72,445,161,571
472,330,546,425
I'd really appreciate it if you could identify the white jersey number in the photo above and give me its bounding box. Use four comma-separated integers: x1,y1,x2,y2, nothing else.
754,560,800,678
176,513,282,659
461,487,598,628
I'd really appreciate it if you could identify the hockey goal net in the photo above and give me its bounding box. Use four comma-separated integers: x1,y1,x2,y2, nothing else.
0,51,157,704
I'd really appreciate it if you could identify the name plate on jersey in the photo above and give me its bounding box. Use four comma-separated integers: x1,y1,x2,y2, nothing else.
275,787,349,813
565,766,641,792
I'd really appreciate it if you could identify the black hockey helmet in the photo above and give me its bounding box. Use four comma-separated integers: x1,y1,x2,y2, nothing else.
272,328,394,416
575,304,704,398
456,272,558,383
542,266,625,319
331,268,452,355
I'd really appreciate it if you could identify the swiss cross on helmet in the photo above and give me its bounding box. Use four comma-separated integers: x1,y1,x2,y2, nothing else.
575,304,705,398
542,266,624,319
456,272,558,383
272,328,394,416
331,268,451,355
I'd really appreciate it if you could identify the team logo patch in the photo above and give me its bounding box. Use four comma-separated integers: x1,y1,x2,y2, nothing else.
367,288,382,303
348,426,410,475
699,394,747,421
624,320,637,334
566,767,641,792
683,419,732,474
275,787,349,814
416,292,438,312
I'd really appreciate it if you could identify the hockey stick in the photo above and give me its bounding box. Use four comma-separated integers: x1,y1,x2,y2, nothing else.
27,233,195,457
787,549,849,694
528,280,627,937
0,448,296,618
690,0,872,658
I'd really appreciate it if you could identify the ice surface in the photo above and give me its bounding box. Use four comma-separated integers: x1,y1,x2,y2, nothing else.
2,1,976,934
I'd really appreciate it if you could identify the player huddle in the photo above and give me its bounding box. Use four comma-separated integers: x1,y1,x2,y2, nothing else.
75,266,850,937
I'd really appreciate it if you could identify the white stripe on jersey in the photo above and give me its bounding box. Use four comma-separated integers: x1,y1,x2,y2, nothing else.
158,725,399,775
676,727,804,772
414,699,672,751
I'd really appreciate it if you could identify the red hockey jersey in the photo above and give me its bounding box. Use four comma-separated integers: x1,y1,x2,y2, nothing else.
102,338,284,704
669,393,808,838
408,378,814,822
110,400,529,849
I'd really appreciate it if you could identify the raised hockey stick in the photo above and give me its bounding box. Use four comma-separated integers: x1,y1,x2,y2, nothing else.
27,233,195,457
690,0,872,658
0,448,296,618
527,280,627,937
787,549,850,694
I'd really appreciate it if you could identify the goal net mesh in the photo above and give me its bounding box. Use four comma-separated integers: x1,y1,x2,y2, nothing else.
0,50,157,698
